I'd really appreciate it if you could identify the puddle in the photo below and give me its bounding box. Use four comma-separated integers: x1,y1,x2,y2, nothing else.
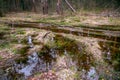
15,52,39,77
0,34,97,80
81,67,99,80
0,22,120,80
28,36,34,48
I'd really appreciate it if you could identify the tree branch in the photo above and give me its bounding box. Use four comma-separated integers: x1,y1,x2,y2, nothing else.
64,0,76,12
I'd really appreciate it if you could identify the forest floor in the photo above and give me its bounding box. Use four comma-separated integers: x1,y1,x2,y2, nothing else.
0,12,120,26
0,12,120,80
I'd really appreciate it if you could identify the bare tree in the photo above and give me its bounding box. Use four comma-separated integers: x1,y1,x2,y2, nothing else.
41,0,48,14
0,0,4,17
0,9,3,17
32,0,37,12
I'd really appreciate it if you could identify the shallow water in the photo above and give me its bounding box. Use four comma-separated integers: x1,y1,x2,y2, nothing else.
15,52,39,77
0,23,120,80
0,34,97,80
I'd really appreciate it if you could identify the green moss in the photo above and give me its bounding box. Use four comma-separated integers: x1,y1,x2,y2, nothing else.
54,35,76,49
20,38,28,44
0,56,3,60
111,52,120,71
13,46,29,55
38,17,70,26
42,34,95,71
38,46,49,56
0,26,10,39
0,26,10,31
76,24,120,31
15,57,28,64
37,15,120,31
0,41,10,50
16,30,25,34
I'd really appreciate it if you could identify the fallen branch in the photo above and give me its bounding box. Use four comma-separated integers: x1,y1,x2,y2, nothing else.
64,0,76,12
43,32,51,39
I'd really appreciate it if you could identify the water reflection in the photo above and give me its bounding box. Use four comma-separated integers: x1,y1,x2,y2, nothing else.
0,34,99,80
15,52,39,77
87,67,99,80
28,36,33,48
15,35,96,79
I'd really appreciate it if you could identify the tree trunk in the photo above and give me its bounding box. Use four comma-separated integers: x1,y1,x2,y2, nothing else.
56,0,63,15
41,0,48,14
32,0,37,12
0,9,3,17
0,0,4,17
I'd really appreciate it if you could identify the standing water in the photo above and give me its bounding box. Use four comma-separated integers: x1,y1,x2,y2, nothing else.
0,32,120,80
28,36,33,48
15,52,39,78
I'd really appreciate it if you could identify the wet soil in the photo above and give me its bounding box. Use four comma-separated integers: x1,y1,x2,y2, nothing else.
0,22,120,80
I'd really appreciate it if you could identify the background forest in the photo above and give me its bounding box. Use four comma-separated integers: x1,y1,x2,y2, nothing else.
0,0,120,16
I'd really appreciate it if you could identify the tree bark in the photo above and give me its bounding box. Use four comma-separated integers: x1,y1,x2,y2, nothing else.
0,0,4,17
41,0,48,14
56,0,63,15
32,0,37,12
0,9,3,17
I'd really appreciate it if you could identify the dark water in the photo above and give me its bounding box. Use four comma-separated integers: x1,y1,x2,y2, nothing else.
0,34,100,80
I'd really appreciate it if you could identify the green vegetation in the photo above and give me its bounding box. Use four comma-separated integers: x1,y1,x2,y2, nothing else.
12,46,29,55
0,25,26,54
112,52,120,71
41,34,95,71
37,15,120,31
0,0,120,79
44,34,79,53
0,56,3,60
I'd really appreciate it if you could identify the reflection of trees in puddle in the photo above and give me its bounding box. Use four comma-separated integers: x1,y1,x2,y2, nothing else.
0,34,96,80
0,32,119,80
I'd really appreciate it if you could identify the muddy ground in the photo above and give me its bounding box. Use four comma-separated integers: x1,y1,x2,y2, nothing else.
0,13,120,80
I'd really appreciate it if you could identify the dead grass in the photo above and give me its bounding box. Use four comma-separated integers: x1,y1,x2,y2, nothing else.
0,12,120,26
